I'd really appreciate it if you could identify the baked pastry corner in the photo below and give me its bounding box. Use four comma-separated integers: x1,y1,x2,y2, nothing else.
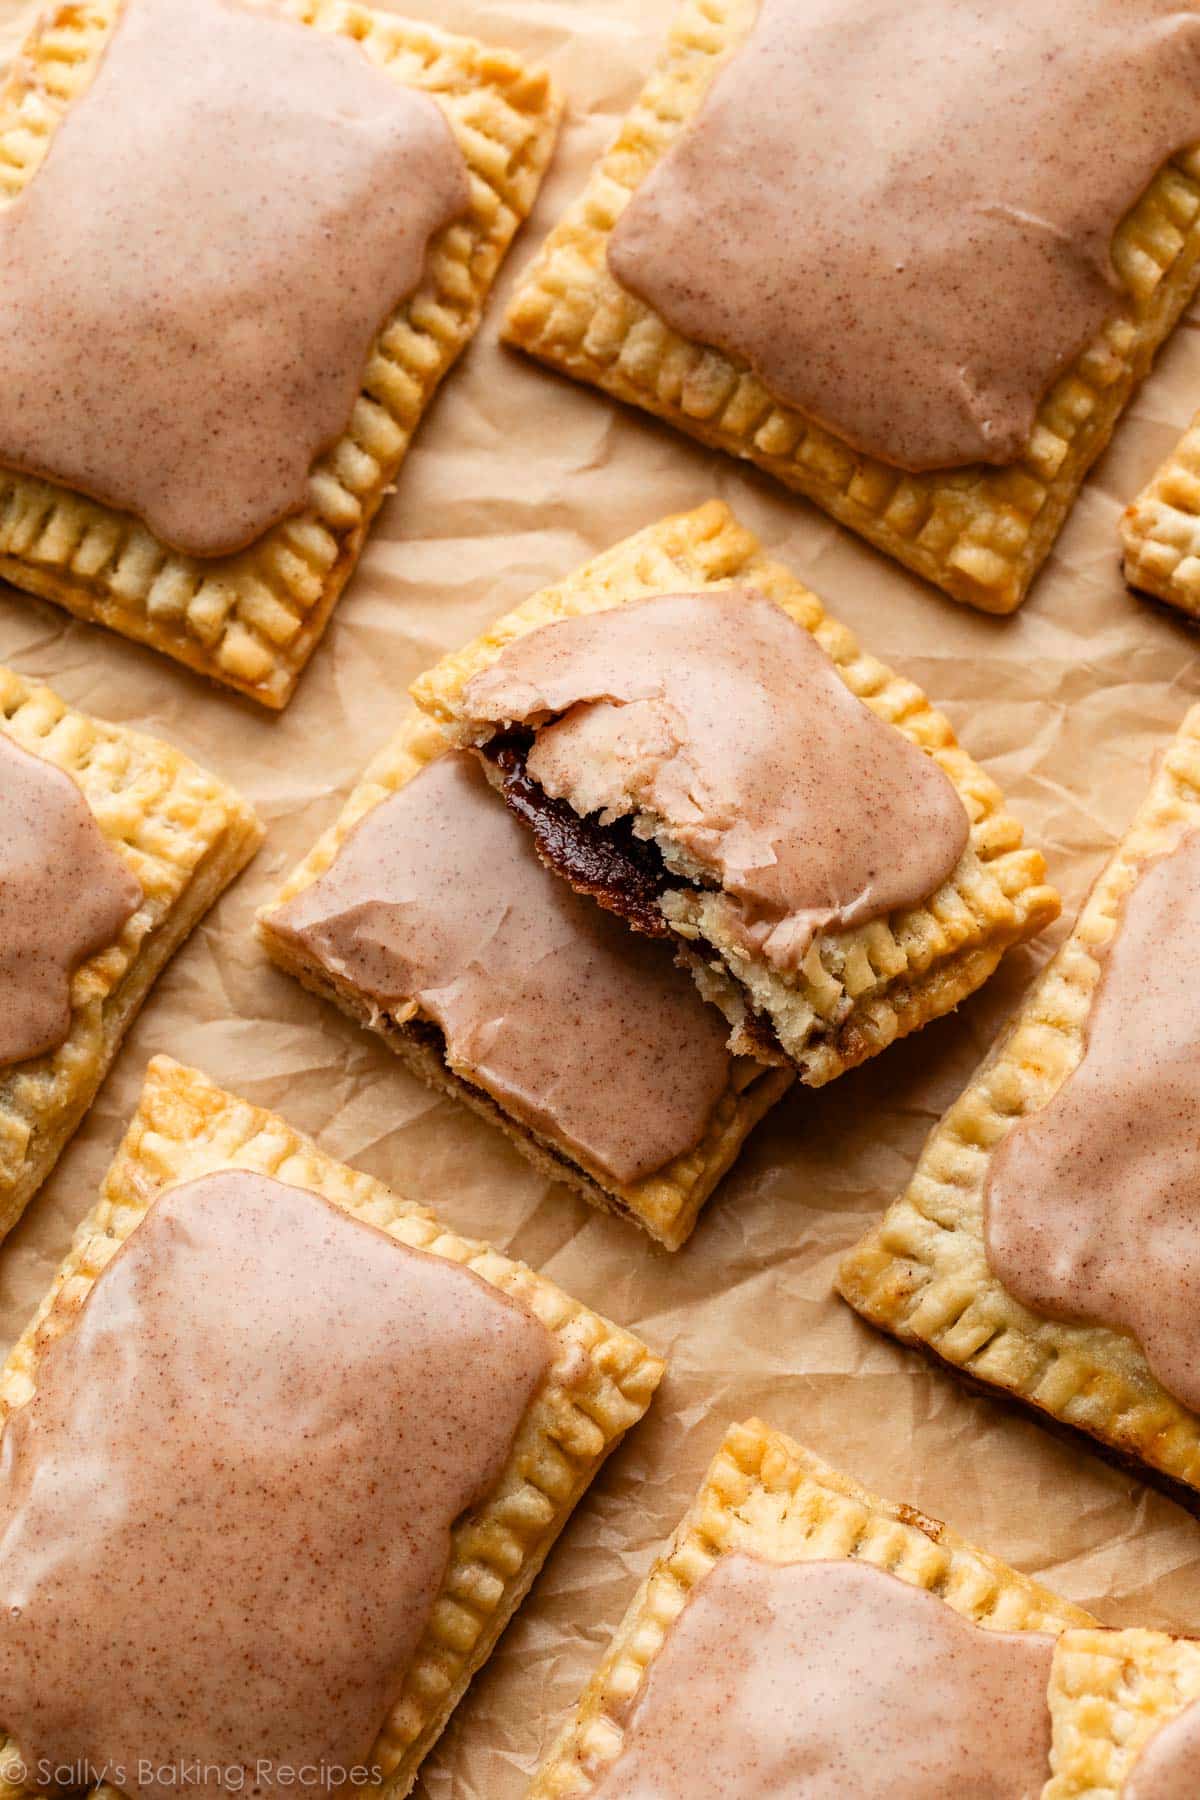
1121,410,1200,618
257,706,791,1249
1045,1626,1200,1798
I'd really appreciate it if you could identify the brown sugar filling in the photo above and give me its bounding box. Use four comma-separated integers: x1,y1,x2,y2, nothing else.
480,731,672,939
478,732,785,1061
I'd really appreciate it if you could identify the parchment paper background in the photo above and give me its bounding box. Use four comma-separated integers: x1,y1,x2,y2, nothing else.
4,0,1200,1790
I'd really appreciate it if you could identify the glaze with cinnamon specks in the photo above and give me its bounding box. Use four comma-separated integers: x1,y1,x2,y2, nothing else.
1125,1696,1200,1798
459,589,970,973
608,0,1200,472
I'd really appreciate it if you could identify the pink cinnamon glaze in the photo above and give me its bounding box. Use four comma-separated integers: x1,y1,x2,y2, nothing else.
608,0,1200,472
0,0,469,556
589,1555,1056,1798
0,1170,552,1799
0,734,141,1068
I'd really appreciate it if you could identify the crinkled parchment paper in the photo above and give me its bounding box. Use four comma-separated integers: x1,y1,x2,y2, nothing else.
4,1,1200,1791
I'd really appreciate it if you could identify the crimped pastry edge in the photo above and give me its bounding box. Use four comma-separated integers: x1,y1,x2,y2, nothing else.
1045,1625,1200,1798
1121,407,1200,618
0,663,262,1232
256,705,791,1249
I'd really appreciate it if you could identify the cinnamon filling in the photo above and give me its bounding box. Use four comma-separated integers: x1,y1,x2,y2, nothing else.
457,589,970,978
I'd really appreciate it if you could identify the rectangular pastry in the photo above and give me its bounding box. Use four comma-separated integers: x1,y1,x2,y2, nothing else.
0,0,560,706
527,1417,1094,1797
0,665,261,1237
257,708,791,1249
0,1055,665,1800
838,703,1200,1509
412,500,1059,1087
503,0,1200,615
1121,410,1200,617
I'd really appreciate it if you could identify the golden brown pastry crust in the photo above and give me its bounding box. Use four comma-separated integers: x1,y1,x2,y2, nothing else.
0,0,560,707
1121,410,1200,617
0,1056,666,1800
503,0,1200,615
0,667,261,1238
1045,1626,1200,1798
412,500,1059,1087
257,707,791,1250
838,704,1200,1504
527,1416,1094,1797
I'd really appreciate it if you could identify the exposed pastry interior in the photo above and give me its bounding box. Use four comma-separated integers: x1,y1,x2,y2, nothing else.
452,584,971,1071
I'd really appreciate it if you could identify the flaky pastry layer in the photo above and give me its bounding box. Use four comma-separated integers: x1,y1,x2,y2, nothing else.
1046,1626,1200,1798
527,1416,1093,1796
412,500,1059,1087
838,704,1200,1506
1120,409,1200,617
503,0,1200,615
0,0,560,706
257,707,790,1249
0,1057,665,1800
0,667,261,1237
